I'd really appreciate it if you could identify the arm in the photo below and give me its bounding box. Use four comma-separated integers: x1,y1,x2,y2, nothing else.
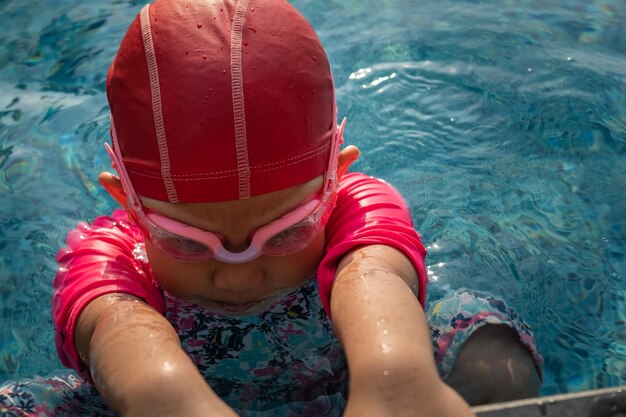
76,293,239,417
331,244,476,417
52,212,238,417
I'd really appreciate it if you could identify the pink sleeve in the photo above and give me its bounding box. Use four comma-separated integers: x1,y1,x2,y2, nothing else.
317,172,428,316
52,209,165,380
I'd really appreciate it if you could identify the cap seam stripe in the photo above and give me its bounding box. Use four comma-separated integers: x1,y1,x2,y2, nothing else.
230,0,252,199
140,4,179,203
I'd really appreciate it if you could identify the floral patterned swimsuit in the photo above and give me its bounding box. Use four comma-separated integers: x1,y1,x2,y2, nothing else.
0,278,349,417
165,278,349,416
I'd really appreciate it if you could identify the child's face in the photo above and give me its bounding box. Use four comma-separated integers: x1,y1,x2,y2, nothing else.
99,144,360,314
141,176,326,315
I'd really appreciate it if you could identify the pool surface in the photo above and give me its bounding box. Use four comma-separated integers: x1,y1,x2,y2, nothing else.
1,0,625,397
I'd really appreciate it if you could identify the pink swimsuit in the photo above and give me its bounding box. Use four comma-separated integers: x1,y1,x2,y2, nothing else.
52,172,427,379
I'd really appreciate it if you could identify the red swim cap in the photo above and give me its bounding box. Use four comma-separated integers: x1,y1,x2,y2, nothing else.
106,0,337,203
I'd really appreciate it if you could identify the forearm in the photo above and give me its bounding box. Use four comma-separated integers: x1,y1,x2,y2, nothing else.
77,294,237,417
331,245,475,417
333,268,435,391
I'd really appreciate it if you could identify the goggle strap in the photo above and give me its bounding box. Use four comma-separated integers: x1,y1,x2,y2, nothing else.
106,114,144,213
325,117,346,192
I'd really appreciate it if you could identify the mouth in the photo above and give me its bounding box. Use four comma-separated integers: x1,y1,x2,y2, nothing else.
191,287,298,315
218,300,263,313
192,297,275,315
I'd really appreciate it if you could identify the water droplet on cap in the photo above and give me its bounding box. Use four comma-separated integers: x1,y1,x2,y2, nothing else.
197,22,203,29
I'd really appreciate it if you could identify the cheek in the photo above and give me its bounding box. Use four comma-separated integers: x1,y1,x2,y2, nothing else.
265,233,326,285
144,241,209,297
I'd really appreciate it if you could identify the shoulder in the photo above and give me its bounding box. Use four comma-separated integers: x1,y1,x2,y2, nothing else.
330,172,414,232
318,172,428,314
57,209,143,260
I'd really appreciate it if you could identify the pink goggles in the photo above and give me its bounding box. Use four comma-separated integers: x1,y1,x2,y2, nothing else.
106,118,346,264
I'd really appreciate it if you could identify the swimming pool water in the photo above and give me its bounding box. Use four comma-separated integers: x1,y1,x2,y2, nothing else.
0,0,625,397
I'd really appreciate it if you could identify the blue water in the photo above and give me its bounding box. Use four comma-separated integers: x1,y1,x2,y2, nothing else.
0,0,625,397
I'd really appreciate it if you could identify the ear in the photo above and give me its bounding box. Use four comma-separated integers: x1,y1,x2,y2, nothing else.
337,145,360,181
98,172,129,209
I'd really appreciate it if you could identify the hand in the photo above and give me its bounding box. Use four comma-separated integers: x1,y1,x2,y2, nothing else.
342,381,476,417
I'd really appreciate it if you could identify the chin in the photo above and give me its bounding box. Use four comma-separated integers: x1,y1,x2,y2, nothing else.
190,297,272,317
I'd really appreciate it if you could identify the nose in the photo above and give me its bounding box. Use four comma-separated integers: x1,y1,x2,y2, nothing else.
213,264,264,292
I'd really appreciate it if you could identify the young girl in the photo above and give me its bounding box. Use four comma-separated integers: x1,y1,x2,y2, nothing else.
1,0,542,415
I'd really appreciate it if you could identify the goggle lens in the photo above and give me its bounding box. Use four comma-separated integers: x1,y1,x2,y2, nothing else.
260,221,322,256
144,219,215,261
